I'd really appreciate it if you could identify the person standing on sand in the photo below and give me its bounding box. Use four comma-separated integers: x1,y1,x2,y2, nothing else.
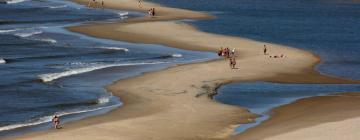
52,115,61,129
229,57,236,69
232,57,236,69
218,47,223,56
263,45,267,55
152,8,156,16
101,0,104,9
148,8,152,16
231,48,236,57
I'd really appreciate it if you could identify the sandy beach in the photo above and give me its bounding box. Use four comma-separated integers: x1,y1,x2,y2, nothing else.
9,0,360,140
233,92,360,140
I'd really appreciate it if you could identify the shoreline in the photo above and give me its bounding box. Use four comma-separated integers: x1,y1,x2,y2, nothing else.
233,92,360,140
9,0,360,140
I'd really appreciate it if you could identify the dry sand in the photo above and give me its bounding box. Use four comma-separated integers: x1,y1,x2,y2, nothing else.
233,92,360,140
9,0,360,140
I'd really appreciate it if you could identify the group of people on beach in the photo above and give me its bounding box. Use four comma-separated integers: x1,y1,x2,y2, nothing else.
137,0,155,17
218,47,237,69
263,45,285,58
88,0,104,9
148,8,156,16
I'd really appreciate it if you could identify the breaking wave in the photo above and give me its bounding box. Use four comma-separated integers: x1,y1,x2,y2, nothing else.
0,103,119,132
31,38,57,43
0,29,17,33
118,11,129,17
97,96,110,104
172,53,182,58
2,0,27,4
48,5,67,9
14,31,42,38
39,62,165,82
0,58,6,64
95,46,129,52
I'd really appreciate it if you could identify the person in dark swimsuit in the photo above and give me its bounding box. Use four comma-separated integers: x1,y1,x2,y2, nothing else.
52,115,61,129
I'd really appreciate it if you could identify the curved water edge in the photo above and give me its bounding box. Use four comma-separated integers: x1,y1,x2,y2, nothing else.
148,0,360,81
214,82,360,135
0,0,218,137
0,96,118,132
2,0,359,139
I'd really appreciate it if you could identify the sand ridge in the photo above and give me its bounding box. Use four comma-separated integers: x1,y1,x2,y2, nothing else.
9,0,359,140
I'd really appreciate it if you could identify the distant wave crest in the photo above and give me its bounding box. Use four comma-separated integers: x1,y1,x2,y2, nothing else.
97,97,110,104
48,5,67,9
2,0,27,4
118,12,129,17
31,38,57,44
95,46,129,52
14,31,42,38
0,58,6,64
172,53,182,58
0,29,17,33
39,62,165,82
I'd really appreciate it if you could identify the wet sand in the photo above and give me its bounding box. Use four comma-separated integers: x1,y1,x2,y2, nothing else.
9,0,359,140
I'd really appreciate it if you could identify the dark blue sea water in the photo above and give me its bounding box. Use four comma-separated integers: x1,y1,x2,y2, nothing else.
149,0,360,134
216,82,360,133
0,0,215,137
150,0,360,80
1,0,360,137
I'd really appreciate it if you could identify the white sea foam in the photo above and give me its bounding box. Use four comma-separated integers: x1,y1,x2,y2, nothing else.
14,31,42,38
48,5,67,9
118,11,129,17
0,104,120,132
0,29,17,33
172,53,183,58
39,62,165,82
96,46,129,52
97,97,110,104
32,38,57,44
0,116,53,131
41,38,57,44
4,0,27,4
0,58,6,64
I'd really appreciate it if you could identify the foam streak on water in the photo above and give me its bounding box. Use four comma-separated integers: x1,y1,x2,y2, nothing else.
3,0,27,4
39,62,166,82
0,103,120,132
95,46,129,51
14,31,42,38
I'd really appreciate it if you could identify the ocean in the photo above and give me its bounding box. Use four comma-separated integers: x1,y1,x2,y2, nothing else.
0,0,215,137
1,0,359,137
149,0,360,134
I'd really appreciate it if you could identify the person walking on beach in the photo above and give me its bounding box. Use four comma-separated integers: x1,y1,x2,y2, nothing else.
231,48,236,57
148,8,156,17
152,8,156,16
148,8,153,16
263,45,267,55
229,57,236,69
218,47,223,56
52,115,61,129
101,0,104,9
225,47,230,58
